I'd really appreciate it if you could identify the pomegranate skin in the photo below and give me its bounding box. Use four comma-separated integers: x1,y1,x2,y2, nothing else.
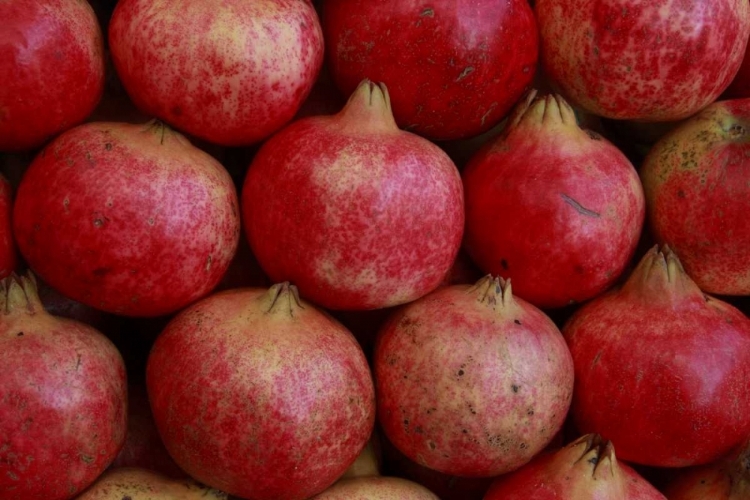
374,276,574,478
242,81,464,311
640,99,750,295
0,274,127,500
484,435,666,500
535,0,750,121
322,0,538,141
311,476,439,500
0,0,105,152
12,121,240,317
109,0,324,146
564,247,750,467
462,92,645,309
0,174,17,278
146,284,376,500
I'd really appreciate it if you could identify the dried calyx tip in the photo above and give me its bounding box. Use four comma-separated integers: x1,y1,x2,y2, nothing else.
471,274,513,307
2,271,41,315
267,281,304,316
572,434,616,477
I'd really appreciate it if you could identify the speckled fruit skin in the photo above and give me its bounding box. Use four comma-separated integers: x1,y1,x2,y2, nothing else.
462,91,645,309
0,0,105,152
311,476,439,500
374,275,574,478
484,435,667,500
535,0,750,121
12,121,240,317
564,247,750,467
322,0,538,141
640,99,750,295
0,274,127,500
0,174,17,278
75,468,228,500
146,283,376,500
109,0,324,146
242,81,464,311
662,440,750,499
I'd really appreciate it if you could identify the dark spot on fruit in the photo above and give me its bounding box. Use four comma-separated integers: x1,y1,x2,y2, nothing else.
514,319,521,325
122,496,132,500
16,332,23,337
677,189,686,198
105,143,112,151
560,193,600,218
428,440,436,450
519,442,527,449
500,259,509,270
79,454,94,464
512,384,520,393
172,105,183,116
92,267,111,277
728,124,745,138
420,7,434,17
404,419,409,425
462,429,468,434
527,408,534,416
586,130,602,140
458,369,464,376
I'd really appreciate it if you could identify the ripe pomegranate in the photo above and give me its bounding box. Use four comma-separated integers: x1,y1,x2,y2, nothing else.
535,0,750,121
564,246,750,467
0,174,17,278
483,434,666,499
0,0,105,152
322,0,538,141
12,120,240,317
109,0,324,146
462,91,645,309
663,440,750,499
0,273,127,500
374,275,574,478
311,477,439,500
146,283,376,500
242,80,464,311
640,99,750,295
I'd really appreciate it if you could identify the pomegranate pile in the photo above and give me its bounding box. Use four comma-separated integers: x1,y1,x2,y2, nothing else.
2,0,750,499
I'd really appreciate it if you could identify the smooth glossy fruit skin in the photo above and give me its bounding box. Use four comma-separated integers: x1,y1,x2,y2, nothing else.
375,276,574,478
640,99,750,295
0,274,127,500
0,0,105,152
535,0,750,121
484,434,667,500
75,468,228,500
0,174,17,278
323,0,538,141
12,121,240,317
564,247,750,467
109,0,324,146
146,284,376,500
463,92,645,309
242,81,464,311
311,476,439,500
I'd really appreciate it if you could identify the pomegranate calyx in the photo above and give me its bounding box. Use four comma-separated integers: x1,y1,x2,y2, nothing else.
621,245,705,305
265,282,304,317
470,274,514,309
142,119,185,146
508,91,580,133
571,434,618,480
338,79,399,132
2,272,43,316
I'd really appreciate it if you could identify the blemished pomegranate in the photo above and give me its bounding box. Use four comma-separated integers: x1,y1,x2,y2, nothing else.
662,439,750,499
242,80,464,311
0,0,105,152
322,0,538,141
146,283,376,500
535,0,750,121
462,91,645,309
12,120,240,317
109,0,324,146
0,273,127,500
374,275,574,478
311,476,439,500
640,99,750,295
483,434,667,499
564,246,750,467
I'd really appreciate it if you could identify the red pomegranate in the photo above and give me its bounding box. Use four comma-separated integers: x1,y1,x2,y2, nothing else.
242,80,464,311
0,0,105,152
462,91,645,309
483,434,666,499
322,0,538,141
12,120,240,317
564,246,750,467
146,283,376,500
374,275,574,478
109,0,324,146
640,98,750,295
0,273,127,500
535,0,750,121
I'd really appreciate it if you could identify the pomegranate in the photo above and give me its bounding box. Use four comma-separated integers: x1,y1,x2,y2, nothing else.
535,0,750,121
76,468,228,500
12,120,240,317
0,0,105,152
0,273,127,500
242,80,464,311
663,440,750,499
640,99,750,295
0,173,17,278
462,91,645,309
146,283,376,500
322,0,538,141
311,476,439,500
109,0,324,146
564,246,750,467
374,275,574,478
483,434,666,499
